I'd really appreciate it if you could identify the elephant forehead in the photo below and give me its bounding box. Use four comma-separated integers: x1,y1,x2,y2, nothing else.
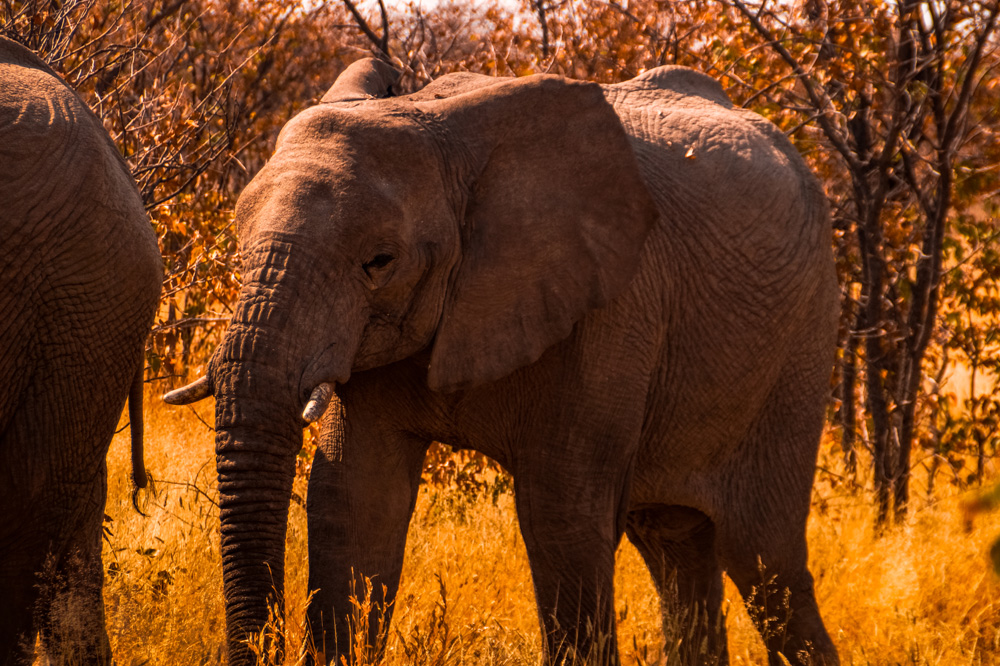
237,104,450,245
235,160,407,239
277,105,444,181
276,103,426,154
246,111,440,207
276,105,344,146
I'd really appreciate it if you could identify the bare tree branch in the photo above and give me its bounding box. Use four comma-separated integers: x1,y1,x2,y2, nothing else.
725,0,863,172
341,0,390,59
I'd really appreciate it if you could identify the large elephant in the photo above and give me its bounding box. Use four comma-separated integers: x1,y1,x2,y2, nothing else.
0,37,163,665
167,58,839,665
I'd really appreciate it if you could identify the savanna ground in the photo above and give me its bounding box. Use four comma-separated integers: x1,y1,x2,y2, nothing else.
87,391,1000,666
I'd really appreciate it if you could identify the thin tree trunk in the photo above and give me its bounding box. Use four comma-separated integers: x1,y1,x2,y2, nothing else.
840,301,859,480
893,423,911,519
857,198,893,527
969,347,985,485
926,351,948,501
533,0,550,58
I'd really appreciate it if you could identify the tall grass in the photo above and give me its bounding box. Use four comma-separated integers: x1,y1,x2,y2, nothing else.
87,396,1000,665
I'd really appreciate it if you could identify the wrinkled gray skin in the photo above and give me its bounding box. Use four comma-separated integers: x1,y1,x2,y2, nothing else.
0,37,162,665
187,59,839,665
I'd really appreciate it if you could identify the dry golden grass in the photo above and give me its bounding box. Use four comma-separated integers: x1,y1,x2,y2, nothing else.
90,396,1000,665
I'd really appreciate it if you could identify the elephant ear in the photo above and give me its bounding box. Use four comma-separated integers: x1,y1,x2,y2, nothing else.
321,58,400,103
423,75,658,393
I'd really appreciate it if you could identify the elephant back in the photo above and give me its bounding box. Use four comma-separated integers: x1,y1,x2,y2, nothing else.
600,65,835,388
615,65,733,107
0,35,138,221
0,34,61,77
0,35,161,350
0,36,155,252
602,66,829,266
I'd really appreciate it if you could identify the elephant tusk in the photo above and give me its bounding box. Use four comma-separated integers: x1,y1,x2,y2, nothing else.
162,376,212,405
302,382,335,423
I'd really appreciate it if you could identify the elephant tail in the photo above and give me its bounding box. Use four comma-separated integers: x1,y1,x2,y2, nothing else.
128,364,150,514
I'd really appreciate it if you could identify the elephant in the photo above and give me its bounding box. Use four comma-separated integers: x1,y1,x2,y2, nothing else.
166,58,840,665
0,36,163,665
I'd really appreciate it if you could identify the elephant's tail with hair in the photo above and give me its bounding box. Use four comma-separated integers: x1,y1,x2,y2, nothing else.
128,364,149,513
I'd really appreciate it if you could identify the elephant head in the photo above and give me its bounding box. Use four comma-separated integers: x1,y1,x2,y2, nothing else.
166,58,657,664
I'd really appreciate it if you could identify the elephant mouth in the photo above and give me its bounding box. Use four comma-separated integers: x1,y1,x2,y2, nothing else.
163,342,348,424
163,371,340,426
298,340,355,424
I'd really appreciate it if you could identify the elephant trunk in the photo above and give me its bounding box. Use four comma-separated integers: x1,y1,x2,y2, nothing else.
216,424,298,665
214,331,303,664
210,236,360,665
211,241,310,665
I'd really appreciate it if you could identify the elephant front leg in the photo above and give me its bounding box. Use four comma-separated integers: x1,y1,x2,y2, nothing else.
305,408,427,666
514,456,633,666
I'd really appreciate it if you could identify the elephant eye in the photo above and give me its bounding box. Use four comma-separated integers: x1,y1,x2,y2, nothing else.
363,252,395,277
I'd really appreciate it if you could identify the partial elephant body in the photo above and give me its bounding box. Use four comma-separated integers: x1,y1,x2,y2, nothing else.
605,68,836,501
0,37,162,665
173,59,838,666
319,68,838,665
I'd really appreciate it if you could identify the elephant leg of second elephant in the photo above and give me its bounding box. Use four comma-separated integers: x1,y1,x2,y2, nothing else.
0,358,123,666
37,473,111,666
306,404,428,665
625,506,727,665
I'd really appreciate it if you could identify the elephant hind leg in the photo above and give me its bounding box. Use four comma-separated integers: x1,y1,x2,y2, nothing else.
0,445,47,664
625,505,727,666
37,475,112,666
0,550,44,666
719,548,834,666
715,367,839,666
0,519,108,666
0,445,111,666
